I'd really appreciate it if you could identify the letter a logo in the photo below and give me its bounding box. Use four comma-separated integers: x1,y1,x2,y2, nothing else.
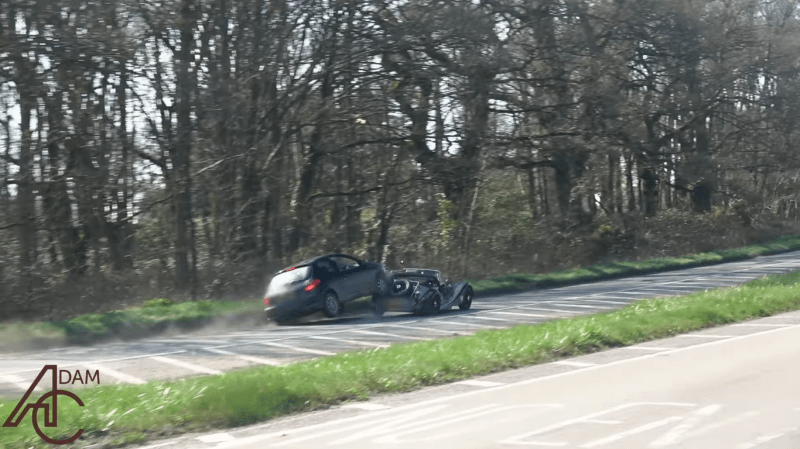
2,365,84,445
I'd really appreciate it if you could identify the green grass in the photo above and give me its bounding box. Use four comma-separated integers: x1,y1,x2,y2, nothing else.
4,267,800,447
3,235,800,350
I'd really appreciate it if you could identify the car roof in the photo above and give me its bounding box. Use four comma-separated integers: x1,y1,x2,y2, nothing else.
280,254,362,272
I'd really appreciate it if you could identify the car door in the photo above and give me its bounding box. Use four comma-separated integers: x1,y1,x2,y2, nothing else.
332,256,373,300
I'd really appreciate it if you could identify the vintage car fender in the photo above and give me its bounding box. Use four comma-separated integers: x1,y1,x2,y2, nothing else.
441,281,470,310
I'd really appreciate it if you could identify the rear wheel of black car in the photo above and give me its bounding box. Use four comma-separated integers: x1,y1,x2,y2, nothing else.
323,291,341,318
458,286,473,311
425,292,442,316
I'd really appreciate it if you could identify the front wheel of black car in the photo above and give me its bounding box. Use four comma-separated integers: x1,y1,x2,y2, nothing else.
458,286,473,310
376,273,390,296
323,291,341,318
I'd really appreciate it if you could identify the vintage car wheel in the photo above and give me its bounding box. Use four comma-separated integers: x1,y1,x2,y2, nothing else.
425,292,442,316
458,286,474,310
323,291,342,317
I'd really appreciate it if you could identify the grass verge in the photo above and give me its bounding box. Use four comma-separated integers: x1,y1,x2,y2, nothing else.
3,234,800,350
3,267,800,447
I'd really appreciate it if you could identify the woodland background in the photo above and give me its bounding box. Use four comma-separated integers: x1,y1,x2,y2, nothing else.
3,0,800,320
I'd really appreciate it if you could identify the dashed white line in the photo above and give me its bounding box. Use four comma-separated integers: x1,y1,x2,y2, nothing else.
309,335,388,348
150,356,223,375
82,363,146,385
259,342,335,356
520,307,582,314
461,314,515,322
203,348,282,365
549,303,614,310
489,311,552,318
351,330,426,340
581,299,630,305
382,324,466,334
429,320,501,329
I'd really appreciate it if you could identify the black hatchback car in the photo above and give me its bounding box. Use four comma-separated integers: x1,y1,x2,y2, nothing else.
263,254,391,322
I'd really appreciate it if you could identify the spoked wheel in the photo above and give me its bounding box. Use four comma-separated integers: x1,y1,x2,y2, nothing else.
323,291,341,318
458,286,473,311
376,273,390,297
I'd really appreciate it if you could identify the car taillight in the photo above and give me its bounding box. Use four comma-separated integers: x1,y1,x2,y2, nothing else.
304,279,321,292
264,297,270,306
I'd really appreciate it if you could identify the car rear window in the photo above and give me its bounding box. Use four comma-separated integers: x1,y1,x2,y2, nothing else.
267,266,311,293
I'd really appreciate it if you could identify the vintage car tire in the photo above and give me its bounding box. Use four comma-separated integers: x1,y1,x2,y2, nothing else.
424,292,442,316
458,286,474,310
323,291,342,318
391,279,412,296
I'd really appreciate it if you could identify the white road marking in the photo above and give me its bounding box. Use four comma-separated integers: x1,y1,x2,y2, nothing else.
550,303,615,310
0,350,188,376
581,299,630,305
500,402,695,447
214,323,800,449
341,403,391,411
621,346,676,351
455,380,506,387
552,360,597,368
739,432,786,448
351,330,426,340
675,334,738,339
580,415,685,447
382,324,466,334
195,432,236,443
432,320,501,328
309,335,388,348
150,356,222,375
259,342,335,356
520,307,582,314
649,404,722,447
489,311,552,318
203,348,282,365
82,363,146,385
197,433,236,443
731,323,788,327
0,374,35,390
461,314,515,321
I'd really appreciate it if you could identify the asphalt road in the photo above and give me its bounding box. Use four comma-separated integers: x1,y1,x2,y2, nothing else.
156,311,800,449
2,250,800,398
